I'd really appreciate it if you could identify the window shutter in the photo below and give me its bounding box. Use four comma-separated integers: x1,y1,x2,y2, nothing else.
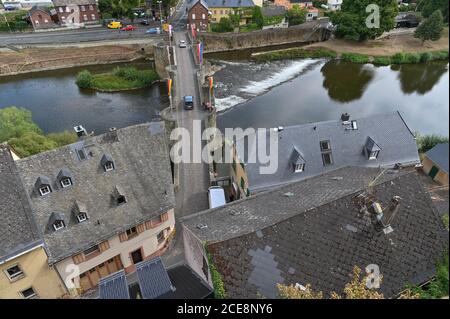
162,212,169,222
72,253,85,265
99,240,110,252
144,220,152,230
137,224,145,234
119,232,128,242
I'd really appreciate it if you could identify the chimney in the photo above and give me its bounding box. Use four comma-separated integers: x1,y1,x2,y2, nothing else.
341,113,350,122
383,196,401,227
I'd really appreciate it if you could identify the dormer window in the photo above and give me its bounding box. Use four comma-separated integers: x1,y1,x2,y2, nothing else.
39,185,51,196
77,212,88,223
365,137,381,160
35,176,52,196
320,140,333,166
114,186,127,206
57,169,74,188
101,154,115,172
53,220,65,231
294,163,305,173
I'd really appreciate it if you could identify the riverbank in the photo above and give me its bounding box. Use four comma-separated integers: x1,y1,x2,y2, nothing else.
252,28,449,65
0,44,153,77
76,67,159,92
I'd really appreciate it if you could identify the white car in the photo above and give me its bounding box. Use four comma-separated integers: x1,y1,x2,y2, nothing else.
179,40,187,48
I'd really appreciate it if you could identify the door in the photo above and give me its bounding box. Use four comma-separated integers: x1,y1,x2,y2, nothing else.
429,165,439,179
131,249,143,264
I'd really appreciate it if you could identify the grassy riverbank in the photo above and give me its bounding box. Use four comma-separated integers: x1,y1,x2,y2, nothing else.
252,48,337,62
76,67,159,91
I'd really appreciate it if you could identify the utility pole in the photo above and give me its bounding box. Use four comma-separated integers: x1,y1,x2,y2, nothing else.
157,0,163,28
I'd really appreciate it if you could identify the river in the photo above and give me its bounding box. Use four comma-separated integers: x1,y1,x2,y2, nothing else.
214,58,449,136
0,60,168,134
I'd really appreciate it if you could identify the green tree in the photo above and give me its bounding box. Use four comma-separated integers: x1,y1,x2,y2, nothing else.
47,131,78,147
0,107,42,142
287,4,307,26
252,5,264,29
416,133,449,153
414,10,444,46
331,0,398,41
8,132,57,158
76,70,93,89
419,0,449,23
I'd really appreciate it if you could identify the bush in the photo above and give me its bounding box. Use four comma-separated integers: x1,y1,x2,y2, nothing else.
341,53,370,63
405,53,421,63
416,133,449,153
47,131,78,147
0,107,42,142
253,48,337,62
420,52,433,63
391,52,406,64
8,132,57,158
373,56,391,66
211,18,234,33
432,50,449,60
76,70,93,89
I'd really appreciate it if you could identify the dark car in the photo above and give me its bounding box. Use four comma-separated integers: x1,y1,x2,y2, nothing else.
140,19,150,26
184,96,194,110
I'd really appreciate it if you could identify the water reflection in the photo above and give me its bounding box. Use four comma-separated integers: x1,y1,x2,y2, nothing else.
321,60,374,103
392,62,449,95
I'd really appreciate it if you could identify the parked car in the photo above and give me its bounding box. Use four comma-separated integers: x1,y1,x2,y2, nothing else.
107,21,122,29
146,27,160,34
184,95,194,110
140,19,150,26
121,25,136,31
179,40,187,48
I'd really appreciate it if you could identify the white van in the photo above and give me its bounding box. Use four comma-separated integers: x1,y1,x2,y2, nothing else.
208,186,226,209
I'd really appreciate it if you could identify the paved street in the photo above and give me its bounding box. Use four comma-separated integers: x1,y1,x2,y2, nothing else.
162,31,210,266
0,25,162,46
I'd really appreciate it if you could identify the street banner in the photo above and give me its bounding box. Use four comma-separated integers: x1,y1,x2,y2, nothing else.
167,79,172,96
191,23,196,39
209,76,213,90
168,24,172,36
197,42,203,65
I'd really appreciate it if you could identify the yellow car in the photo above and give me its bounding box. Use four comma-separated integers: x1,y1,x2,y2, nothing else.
107,21,122,29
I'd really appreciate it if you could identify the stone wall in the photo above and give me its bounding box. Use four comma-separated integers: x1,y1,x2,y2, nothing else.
153,42,171,79
197,20,331,53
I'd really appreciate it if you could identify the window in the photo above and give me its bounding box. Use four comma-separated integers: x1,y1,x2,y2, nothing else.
320,140,331,151
126,227,137,238
83,14,88,21
39,185,51,196
60,178,72,188
5,265,24,281
369,150,379,160
117,195,126,205
66,7,70,13
104,162,114,171
192,13,195,19
294,163,305,173
91,14,95,20
77,149,87,161
157,230,165,244
202,13,206,19
83,245,99,256
322,152,333,166
44,19,48,23
77,212,88,223
20,287,38,299
53,220,65,231
81,5,85,11
35,20,39,24
89,5,93,10
59,7,63,13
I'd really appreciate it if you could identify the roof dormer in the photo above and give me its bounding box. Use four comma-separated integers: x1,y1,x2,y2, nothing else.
35,176,52,196
57,168,74,188
101,154,115,172
291,147,306,173
73,200,88,223
365,137,381,160
49,212,66,231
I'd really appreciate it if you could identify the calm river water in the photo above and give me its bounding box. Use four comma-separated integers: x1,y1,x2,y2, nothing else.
215,59,449,136
0,60,168,134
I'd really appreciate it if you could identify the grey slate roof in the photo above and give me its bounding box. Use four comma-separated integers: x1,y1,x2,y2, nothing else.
262,5,286,17
184,167,448,298
99,270,130,299
136,257,174,299
188,0,209,10
52,0,96,6
0,145,43,263
425,143,449,174
235,112,420,193
16,122,175,264
204,0,255,8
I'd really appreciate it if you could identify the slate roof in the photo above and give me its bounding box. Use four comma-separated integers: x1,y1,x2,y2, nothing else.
204,0,255,8
188,0,209,10
0,145,43,264
16,122,175,264
52,0,96,6
183,167,448,298
99,270,130,299
235,111,420,193
136,257,174,299
425,143,449,174
262,5,286,17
